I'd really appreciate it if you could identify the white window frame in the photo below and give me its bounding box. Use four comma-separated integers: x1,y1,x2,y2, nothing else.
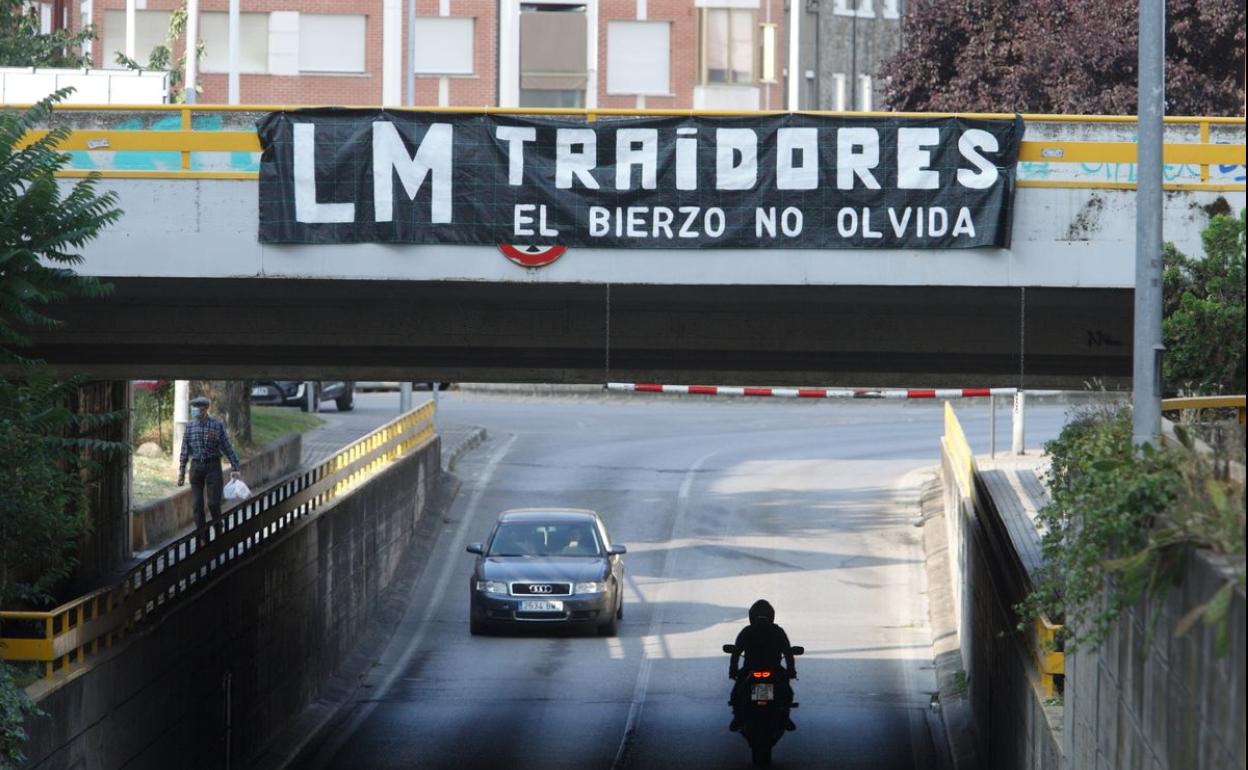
199,11,270,74
606,20,671,96
698,7,758,87
298,13,367,74
499,0,597,108
412,16,476,76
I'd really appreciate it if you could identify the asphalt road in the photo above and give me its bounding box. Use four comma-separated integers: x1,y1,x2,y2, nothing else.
295,392,1076,770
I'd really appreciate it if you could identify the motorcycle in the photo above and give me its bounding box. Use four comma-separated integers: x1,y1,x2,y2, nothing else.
722,642,805,767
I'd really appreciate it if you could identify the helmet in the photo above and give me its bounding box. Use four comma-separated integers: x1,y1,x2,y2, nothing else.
748,599,775,626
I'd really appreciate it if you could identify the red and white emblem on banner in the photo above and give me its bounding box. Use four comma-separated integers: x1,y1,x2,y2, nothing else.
498,244,567,268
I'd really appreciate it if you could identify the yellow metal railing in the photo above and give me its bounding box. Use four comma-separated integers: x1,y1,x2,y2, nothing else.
0,403,435,681
1033,616,1066,699
944,401,976,500
6,104,1244,191
944,402,1065,698
1161,395,1246,425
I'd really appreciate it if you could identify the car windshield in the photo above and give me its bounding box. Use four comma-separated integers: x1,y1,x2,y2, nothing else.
488,522,602,557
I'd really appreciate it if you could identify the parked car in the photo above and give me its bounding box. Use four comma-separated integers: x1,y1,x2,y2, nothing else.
249,381,354,412
466,509,626,636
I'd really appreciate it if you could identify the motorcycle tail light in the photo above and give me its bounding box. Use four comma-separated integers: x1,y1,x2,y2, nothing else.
751,671,772,679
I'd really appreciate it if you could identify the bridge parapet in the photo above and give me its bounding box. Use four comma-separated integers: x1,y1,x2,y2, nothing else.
0,402,435,682
16,104,1247,191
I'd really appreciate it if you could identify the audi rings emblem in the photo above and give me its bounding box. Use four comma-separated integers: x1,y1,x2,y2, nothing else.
528,584,554,594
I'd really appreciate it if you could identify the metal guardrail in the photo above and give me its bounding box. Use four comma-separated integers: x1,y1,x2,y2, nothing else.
944,402,1064,698
0,403,435,680
1161,395,1246,425
8,105,1246,192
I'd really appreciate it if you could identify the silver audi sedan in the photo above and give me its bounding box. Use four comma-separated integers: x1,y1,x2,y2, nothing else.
466,509,627,636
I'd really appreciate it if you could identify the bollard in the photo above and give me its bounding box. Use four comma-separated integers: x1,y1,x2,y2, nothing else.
399,381,412,412
1012,390,1026,455
305,381,318,413
989,394,997,458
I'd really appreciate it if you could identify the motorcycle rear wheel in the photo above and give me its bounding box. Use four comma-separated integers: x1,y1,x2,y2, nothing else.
750,743,771,767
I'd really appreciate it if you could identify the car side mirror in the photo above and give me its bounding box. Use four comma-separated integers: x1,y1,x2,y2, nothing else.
722,644,737,654
466,543,483,555
790,646,805,656
608,544,627,555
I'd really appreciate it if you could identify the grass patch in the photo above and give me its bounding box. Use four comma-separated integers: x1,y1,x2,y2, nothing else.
250,406,324,448
131,407,324,506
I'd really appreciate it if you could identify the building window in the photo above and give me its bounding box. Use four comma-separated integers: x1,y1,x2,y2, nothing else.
833,0,875,18
858,74,873,111
832,73,847,111
298,14,366,73
519,5,588,108
606,21,670,96
101,9,172,69
200,12,269,74
412,17,475,75
699,8,756,86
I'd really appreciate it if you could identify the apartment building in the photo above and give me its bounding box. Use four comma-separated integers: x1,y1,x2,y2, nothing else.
53,0,791,109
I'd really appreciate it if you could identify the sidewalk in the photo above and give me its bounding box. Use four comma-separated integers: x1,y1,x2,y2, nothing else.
298,394,482,472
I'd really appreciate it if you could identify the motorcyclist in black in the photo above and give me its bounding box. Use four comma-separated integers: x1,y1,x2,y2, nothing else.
728,599,797,731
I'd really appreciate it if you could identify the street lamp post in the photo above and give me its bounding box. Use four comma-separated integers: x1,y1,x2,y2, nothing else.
1132,0,1165,448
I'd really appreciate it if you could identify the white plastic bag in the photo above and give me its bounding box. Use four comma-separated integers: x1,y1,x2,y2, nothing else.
223,477,251,501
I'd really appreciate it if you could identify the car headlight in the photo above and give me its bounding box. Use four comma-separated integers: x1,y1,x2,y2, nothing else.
574,581,607,594
475,580,509,595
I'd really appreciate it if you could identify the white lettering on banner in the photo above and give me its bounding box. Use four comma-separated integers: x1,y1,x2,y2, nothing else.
781,207,803,236
888,207,912,236
294,123,355,224
675,128,698,191
837,128,882,190
587,206,731,239
957,129,1000,189
514,203,536,236
952,207,976,237
897,128,940,189
515,204,559,236
497,126,536,186
372,121,453,224
716,129,758,190
758,207,806,238
556,129,601,190
273,114,1016,245
616,129,659,190
776,128,818,190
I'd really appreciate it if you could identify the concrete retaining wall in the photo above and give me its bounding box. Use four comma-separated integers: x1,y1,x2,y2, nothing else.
1062,551,1246,770
131,433,303,552
23,435,440,770
940,442,1063,770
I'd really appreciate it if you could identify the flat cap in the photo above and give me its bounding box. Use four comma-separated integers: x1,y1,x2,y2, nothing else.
190,396,211,406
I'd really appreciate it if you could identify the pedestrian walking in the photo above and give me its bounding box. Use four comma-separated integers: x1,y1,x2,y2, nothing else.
177,395,242,539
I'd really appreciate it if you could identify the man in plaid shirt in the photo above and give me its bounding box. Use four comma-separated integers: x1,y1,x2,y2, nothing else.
178,395,242,531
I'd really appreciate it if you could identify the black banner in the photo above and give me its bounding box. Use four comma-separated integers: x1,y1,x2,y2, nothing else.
258,110,1022,249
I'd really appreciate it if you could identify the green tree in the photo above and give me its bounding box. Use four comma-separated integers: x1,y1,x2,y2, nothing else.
0,90,124,768
0,0,95,69
883,0,1245,115
1162,210,1247,394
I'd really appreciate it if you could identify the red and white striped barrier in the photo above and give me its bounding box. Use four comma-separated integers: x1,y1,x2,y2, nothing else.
606,383,1059,399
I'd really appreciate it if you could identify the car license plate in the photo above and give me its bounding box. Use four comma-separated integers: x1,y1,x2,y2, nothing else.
250,386,267,397
520,600,563,612
751,684,774,701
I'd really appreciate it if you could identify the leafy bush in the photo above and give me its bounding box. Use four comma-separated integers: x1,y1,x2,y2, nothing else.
1024,405,1245,651
1,90,125,765
0,662,38,769
1163,210,1246,395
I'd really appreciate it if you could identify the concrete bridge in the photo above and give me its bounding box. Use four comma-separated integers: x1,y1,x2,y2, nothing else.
22,106,1248,386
